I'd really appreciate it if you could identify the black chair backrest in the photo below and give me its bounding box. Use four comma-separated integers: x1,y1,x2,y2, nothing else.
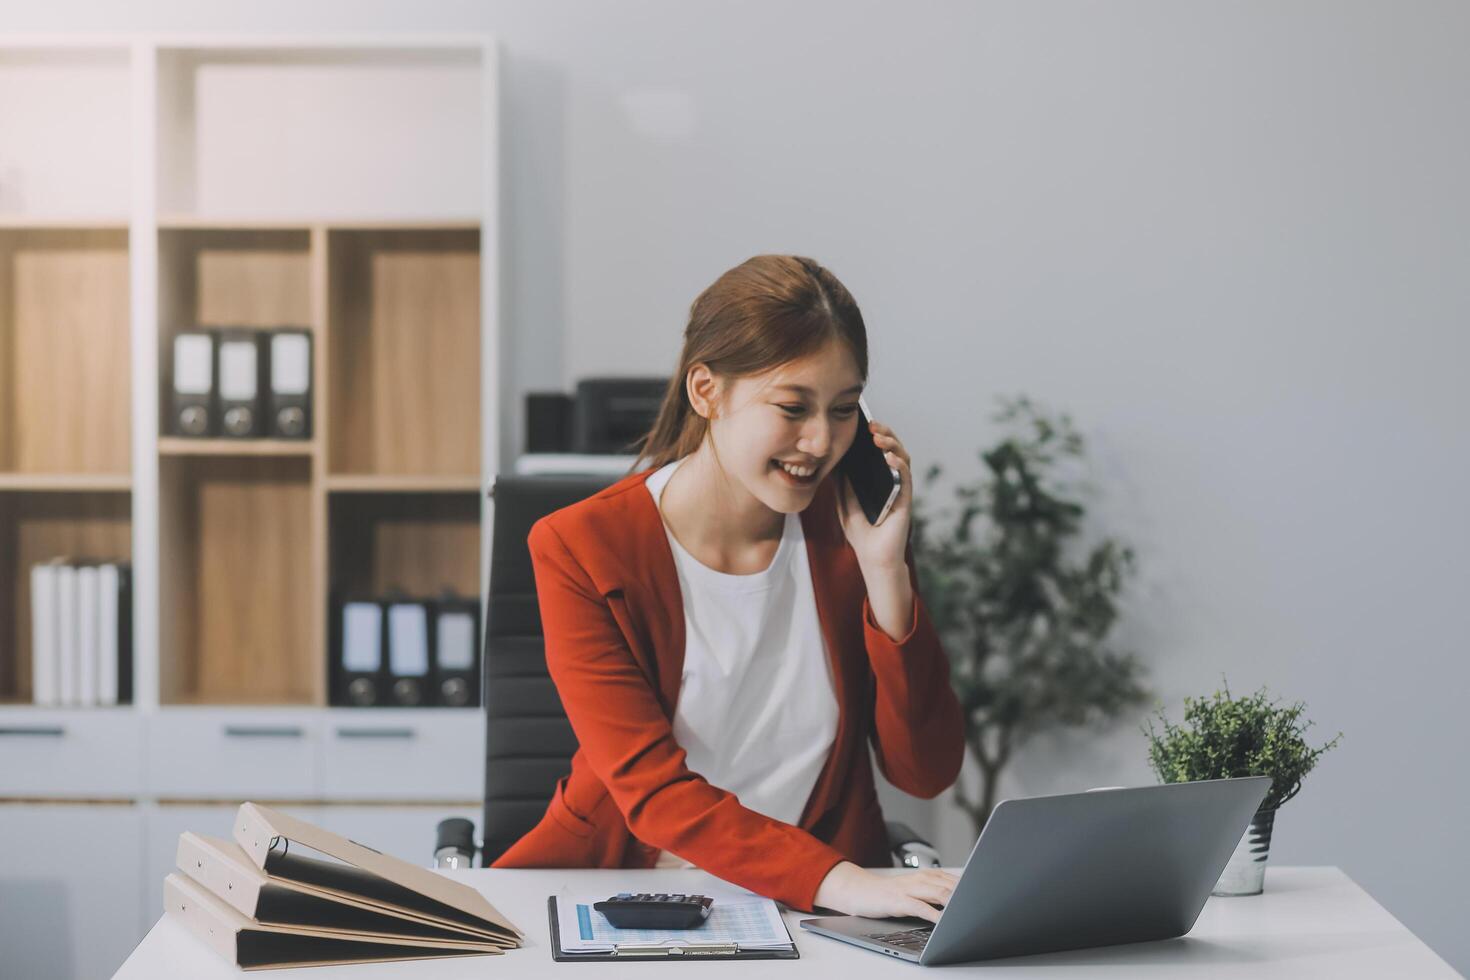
481,474,617,864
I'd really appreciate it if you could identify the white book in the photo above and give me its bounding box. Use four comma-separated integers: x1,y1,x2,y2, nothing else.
76,565,100,707
55,563,79,707
97,563,120,706
29,563,59,706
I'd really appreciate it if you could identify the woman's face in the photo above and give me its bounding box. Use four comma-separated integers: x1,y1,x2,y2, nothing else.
701,340,865,515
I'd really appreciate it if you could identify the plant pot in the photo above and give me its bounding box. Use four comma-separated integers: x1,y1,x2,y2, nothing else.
1212,807,1276,896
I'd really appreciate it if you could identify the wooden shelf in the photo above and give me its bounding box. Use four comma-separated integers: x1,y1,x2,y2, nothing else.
1,228,131,476
321,218,480,231
156,216,311,232
324,474,481,493
156,226,315,445
0,474,131,492
326,228,481,478
160,692,320,708
328,493,480,600
159,457,315,706
158,215,479,232
158,438,314,458
0,216,129,230
156,227,312,330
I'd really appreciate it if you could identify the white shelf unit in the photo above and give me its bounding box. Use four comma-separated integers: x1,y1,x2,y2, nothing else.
0,35,502,980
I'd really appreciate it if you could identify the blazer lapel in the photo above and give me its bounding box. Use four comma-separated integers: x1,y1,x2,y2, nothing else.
620,471,686,715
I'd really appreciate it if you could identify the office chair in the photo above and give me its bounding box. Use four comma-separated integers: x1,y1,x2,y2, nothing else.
435,473,941,871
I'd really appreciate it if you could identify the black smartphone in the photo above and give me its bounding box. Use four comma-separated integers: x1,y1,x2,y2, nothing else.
838,396,902,525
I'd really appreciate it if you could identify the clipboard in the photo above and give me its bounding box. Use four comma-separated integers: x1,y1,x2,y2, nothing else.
547,897,800,962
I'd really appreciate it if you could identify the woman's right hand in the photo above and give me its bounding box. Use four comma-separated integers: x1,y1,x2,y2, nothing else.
812,861,958,923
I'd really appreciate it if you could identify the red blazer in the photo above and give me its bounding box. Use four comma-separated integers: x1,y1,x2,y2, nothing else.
490,466,964,912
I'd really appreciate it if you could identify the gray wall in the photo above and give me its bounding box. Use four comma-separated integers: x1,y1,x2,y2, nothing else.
13,0,1467,971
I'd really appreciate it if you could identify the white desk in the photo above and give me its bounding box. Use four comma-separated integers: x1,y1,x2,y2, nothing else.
113,866,1460,978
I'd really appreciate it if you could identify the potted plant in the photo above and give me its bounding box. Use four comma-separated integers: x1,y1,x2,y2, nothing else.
911,395,1151,838
1143,680,1342,895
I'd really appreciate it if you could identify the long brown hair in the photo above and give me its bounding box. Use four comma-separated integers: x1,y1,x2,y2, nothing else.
631,255,870,472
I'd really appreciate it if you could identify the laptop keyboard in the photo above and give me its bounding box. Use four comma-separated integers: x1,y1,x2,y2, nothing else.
868,926,933,952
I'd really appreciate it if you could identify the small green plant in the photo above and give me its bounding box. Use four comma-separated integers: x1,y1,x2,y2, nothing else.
1143,679,1342,812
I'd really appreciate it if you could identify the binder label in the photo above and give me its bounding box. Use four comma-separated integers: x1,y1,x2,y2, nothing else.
174,334,214,394
342,603,383,671
271,333,311,395
388,604,430,677
219,340,259,400
436,612,476,670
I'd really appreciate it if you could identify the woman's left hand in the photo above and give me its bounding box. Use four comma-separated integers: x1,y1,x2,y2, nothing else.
836,418,912,573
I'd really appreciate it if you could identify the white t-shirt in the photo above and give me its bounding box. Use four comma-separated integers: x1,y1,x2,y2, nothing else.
645,457,840,869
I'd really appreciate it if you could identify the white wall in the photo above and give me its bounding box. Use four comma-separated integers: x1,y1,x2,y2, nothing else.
9,0,1467,971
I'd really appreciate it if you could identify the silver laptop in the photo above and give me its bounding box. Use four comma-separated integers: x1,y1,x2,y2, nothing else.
800,776,1271,966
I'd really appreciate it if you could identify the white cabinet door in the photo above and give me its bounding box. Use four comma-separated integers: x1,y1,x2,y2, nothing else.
147,709,320,798
141,802,324,927
0,803,144,980
0,709,143,797
317,709,484,801
312,804,480,868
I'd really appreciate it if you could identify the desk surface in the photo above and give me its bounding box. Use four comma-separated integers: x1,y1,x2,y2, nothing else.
113,866,1459,978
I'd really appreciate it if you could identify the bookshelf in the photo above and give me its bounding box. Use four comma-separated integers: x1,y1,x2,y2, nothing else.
152,224,484,707
0,35,501,980
0,38,498,710
325,227,481,479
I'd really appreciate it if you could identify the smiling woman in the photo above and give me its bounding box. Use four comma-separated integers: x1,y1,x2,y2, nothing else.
491,255,964,924
637,255,869,472
657,346,867,571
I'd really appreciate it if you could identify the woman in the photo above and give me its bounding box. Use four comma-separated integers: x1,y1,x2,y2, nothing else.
493,255,964,922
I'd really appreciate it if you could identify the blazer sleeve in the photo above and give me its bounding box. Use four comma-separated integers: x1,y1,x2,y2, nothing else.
862,545,965,799
528,518,848,912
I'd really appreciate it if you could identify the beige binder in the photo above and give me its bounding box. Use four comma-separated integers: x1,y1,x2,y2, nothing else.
176,832,500,947
164,873,496,971
231,802,522,946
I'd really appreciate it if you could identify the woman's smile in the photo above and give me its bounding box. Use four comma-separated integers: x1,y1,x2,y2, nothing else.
772,458,822,487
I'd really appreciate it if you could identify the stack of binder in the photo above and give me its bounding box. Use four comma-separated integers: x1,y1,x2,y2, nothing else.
329,593,480,708
171,328,313,439
29,559,132,706
165,802,522,970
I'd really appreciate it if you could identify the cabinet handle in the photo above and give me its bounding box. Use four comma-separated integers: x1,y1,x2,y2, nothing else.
335,727,416,740
0,726,66,737
223,725,305,739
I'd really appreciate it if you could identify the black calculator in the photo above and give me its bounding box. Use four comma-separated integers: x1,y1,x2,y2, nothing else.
592,893,714,930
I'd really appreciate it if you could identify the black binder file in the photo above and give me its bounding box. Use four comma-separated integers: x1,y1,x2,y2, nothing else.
106,563,133,706
432,597,480,708
116,563,133,705
171,331,217,437
332,598,385,707
386,601,432,707
268,329,313,439
218,329,267,438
